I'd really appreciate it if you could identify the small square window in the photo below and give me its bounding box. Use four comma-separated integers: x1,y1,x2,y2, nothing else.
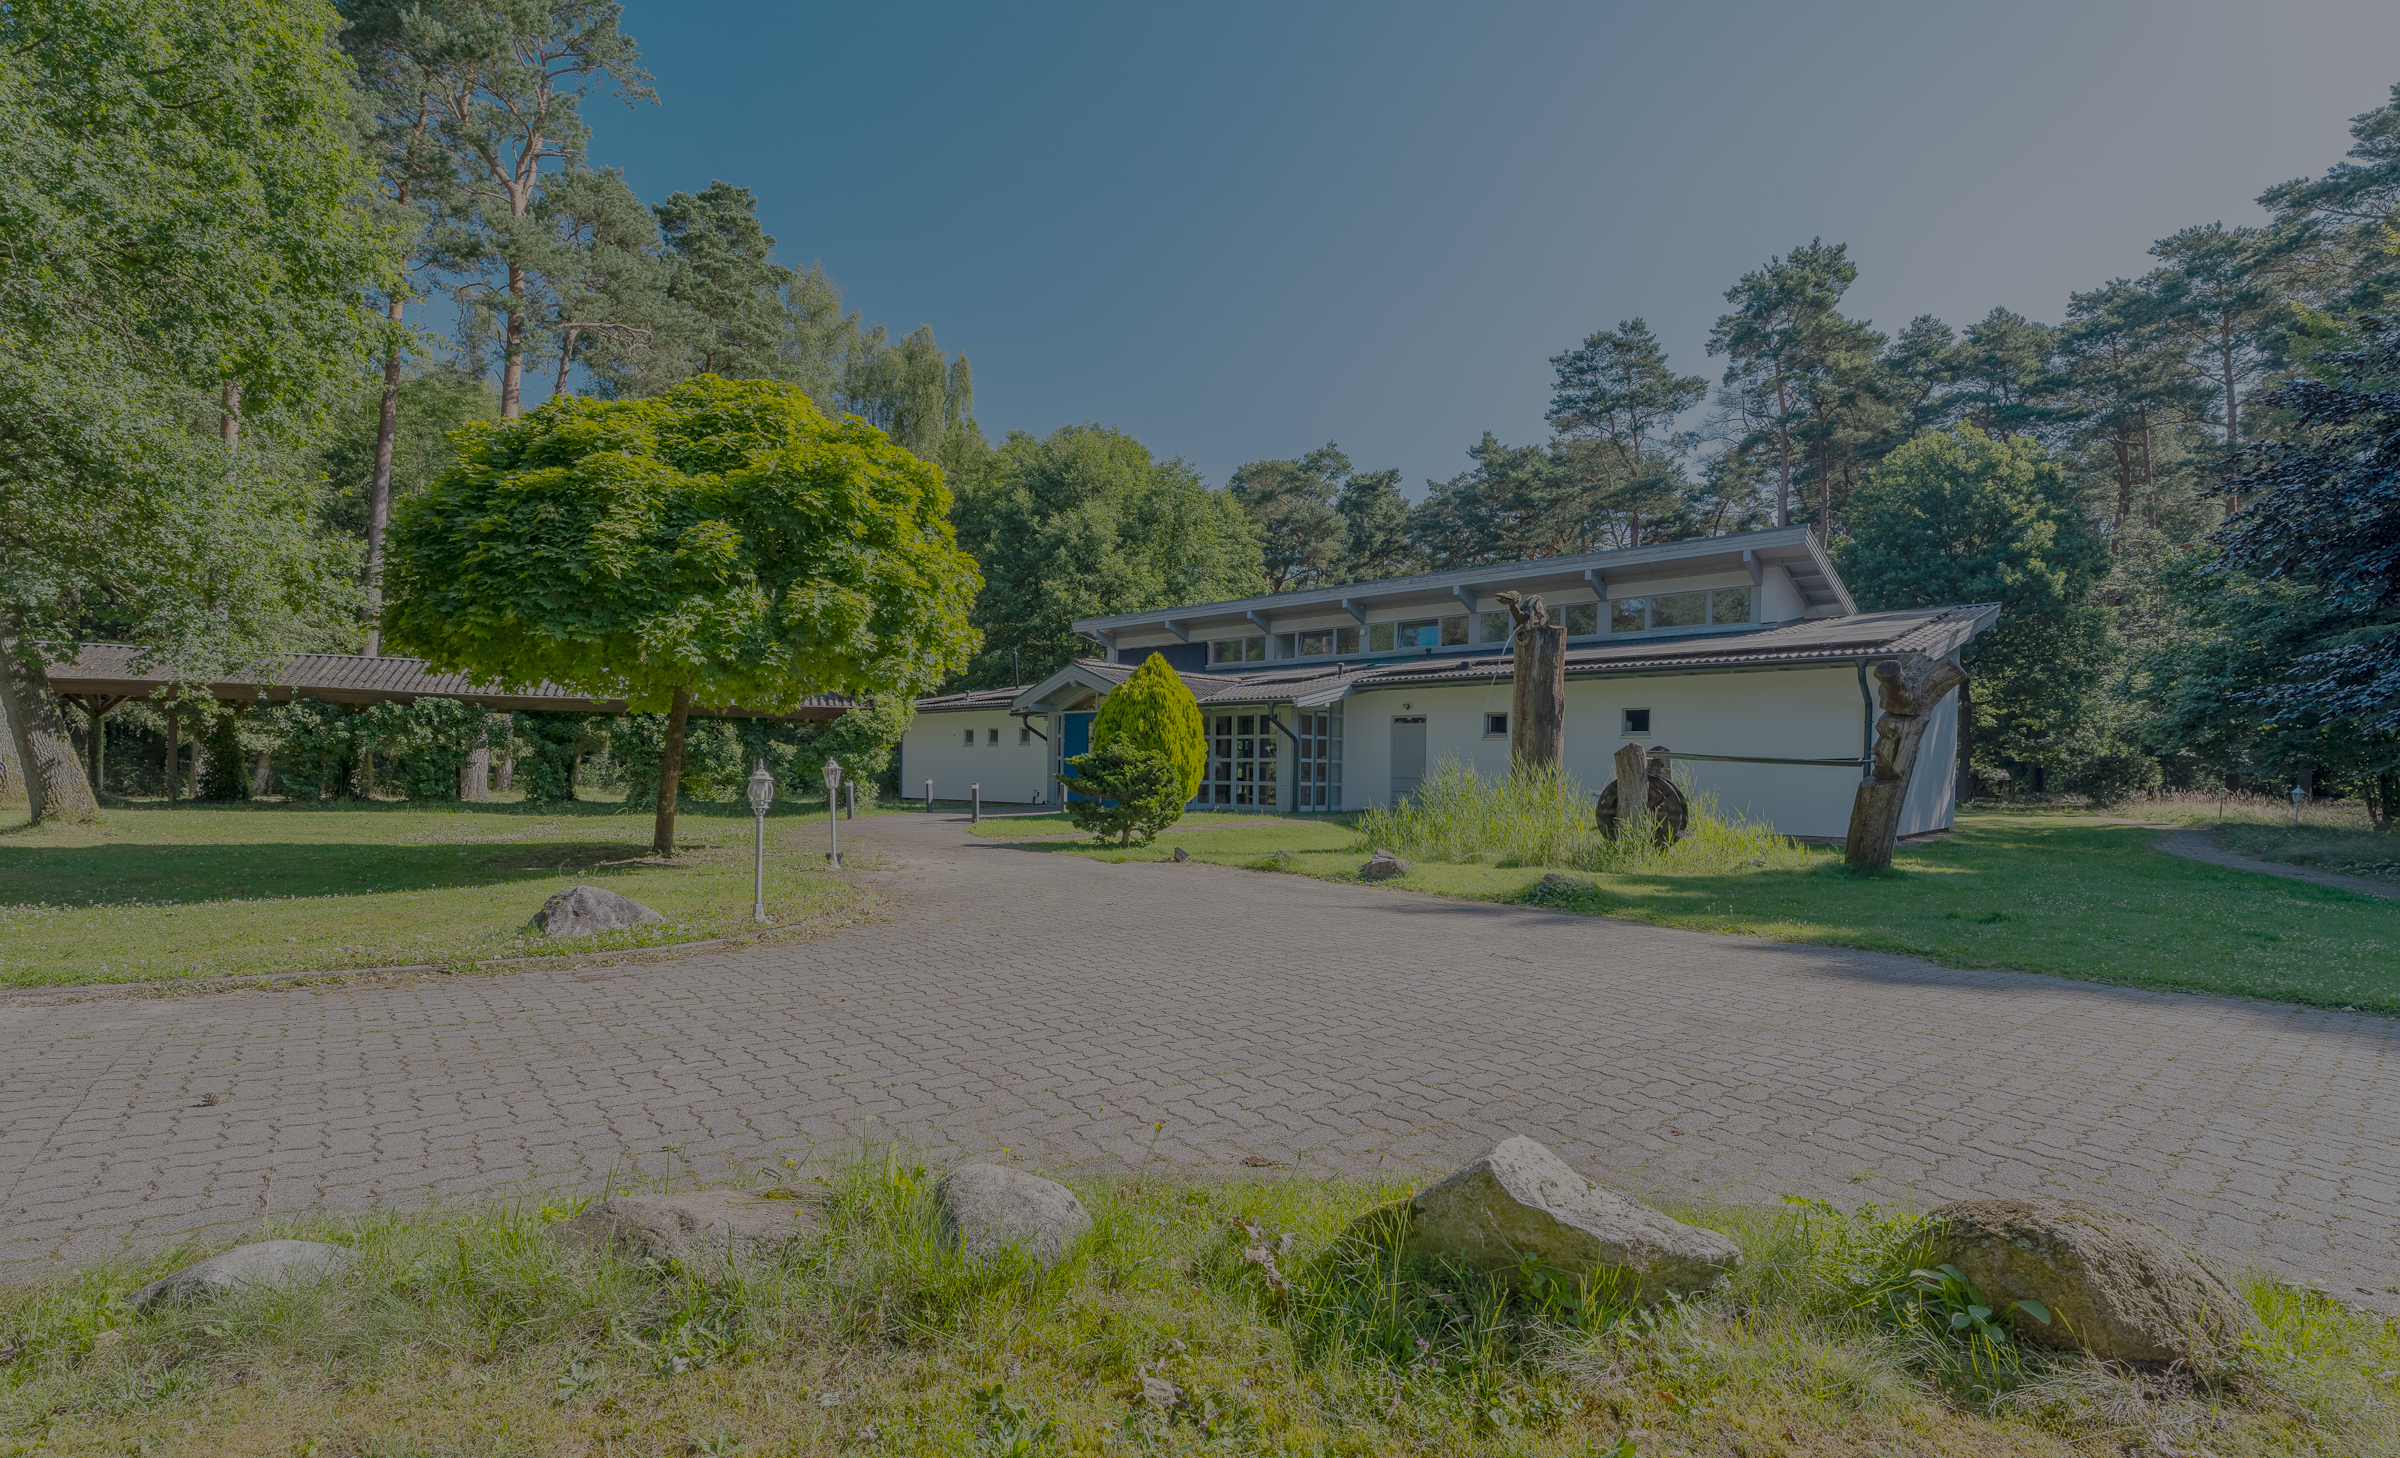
1485,712,1508,737
1711,586,1752,624
1621,708,1651,736
1398,619,1441,649
1368,622,1396,652
1564,601,1600,636
1612,598,1649,633
1336,625,1360,653
1018,725,1031,745
987,727,1000,746
1298,629,1334,656
1479,610,1512,644
963,728,975,746
1440,615,1468,646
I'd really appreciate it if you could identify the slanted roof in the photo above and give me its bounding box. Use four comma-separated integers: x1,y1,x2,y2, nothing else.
911,686,1025,712
1070,525,1856,642
974,603,1997,714
42,643,855,720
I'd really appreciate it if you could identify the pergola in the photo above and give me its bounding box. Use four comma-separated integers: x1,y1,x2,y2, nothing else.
44,643,854,800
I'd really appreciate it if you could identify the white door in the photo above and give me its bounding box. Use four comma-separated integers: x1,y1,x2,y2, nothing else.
1390,716,1427,802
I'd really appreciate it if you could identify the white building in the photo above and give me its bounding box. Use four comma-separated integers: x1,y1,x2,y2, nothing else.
898,526,1996,841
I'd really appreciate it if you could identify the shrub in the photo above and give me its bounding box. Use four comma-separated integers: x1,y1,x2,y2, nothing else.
793,695,914,796
358,698,488,801
511,711,595,804
1092,653,1207,804
1061,740,1187,846
611,714,750,812
1354,759,1803,874
260,698,362,801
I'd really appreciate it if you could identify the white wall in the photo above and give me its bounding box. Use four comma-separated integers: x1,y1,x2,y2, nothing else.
896,711,1051,804
1339,665,1890,840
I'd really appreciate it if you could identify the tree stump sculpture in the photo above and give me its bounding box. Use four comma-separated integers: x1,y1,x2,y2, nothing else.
1844,651,1969,869
1496,589,1565,770
1596,742,1689,846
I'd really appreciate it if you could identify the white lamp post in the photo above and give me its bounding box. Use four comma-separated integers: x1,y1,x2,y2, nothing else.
746,759,775,923
821,757,844,867
2290,782,2307,826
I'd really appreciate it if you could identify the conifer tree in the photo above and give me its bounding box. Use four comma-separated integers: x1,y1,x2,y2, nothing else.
1091,653,1206,805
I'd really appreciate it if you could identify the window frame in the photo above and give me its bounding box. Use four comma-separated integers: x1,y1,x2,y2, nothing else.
1484,711,1509,738
1621,708,1652,736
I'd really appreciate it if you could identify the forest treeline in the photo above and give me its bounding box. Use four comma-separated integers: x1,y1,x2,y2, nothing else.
1,0,2393,819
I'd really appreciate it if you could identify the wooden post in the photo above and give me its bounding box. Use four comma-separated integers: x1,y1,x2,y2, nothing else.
1496,590,1565,770
1613,741,1649,843
165,705,179,806
1844,652,1969,869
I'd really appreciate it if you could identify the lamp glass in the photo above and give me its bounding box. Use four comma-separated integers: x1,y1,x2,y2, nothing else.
746,759,775,815
821,757,843,793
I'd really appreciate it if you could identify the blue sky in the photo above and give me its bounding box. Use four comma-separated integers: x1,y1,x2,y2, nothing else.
582,1,2400,495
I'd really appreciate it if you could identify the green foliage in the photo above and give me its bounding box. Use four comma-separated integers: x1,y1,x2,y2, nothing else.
1902,1262,2049,1375
951,424,1262,688
1352,761,1802,876
510,711,594,804
261,699,362,802
357,698,487,802
0,0,397,672
196,708,251,803
794,696,915,795
316,366,498,541
1840,427,2116,789
1091,654,1206,804
383,375,981,723
1060,741,1186,847
609,714,750,812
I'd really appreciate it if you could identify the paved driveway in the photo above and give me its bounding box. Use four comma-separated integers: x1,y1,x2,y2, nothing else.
5,812,2396,1307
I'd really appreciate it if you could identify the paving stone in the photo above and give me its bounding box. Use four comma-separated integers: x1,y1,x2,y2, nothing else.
0,811,2395,1315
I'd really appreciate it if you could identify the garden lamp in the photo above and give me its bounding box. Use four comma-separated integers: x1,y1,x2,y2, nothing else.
747,759,775,923
821,757,844,867
2290,782,2307,826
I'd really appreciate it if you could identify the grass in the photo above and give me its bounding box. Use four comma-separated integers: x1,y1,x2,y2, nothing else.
2,1151,2391,1456
0,794,883,990
975,776,2400,1014
2127,789,2400,885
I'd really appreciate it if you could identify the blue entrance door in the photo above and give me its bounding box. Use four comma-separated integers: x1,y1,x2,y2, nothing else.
1060,711,1096,799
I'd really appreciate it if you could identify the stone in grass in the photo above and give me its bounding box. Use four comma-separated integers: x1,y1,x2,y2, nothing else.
936,1164,1092,1266
554,1190,819,1262
534,885,664,937
1933,1197,2255,1364
1394,1135,1741,1304
129,1240,356,1310
1360,849,1411,880
1171,846,1190,863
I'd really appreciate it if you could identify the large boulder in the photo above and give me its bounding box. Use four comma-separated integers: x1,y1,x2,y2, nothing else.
1360,849,1411,880
554,1189,818,1262
535,885,664,937
1932,1198,2255,1363
936,1164,1092,1266
1398,1136,1740,1303
130,1240,355,1310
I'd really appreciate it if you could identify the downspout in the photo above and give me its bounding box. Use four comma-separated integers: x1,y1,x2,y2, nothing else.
1009,708,1048,741
1856,659,1878,783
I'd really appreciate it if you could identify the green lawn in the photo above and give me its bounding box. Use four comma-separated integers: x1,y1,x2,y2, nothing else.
0,797,876,990
976,811,2400,1013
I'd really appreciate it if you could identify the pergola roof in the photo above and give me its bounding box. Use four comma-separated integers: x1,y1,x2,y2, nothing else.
43,643,855,720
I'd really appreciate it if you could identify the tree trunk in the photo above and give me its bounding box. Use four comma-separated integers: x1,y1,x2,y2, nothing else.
220,381,241,449
1846,653,1969,869
501,260,526,419
165,705,180,806
1497,591,1564,770
1612,741,1650,845
364,304,405,657
496,714,514,791
652,687,692,856
0,622,97,822
251,750,274,798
